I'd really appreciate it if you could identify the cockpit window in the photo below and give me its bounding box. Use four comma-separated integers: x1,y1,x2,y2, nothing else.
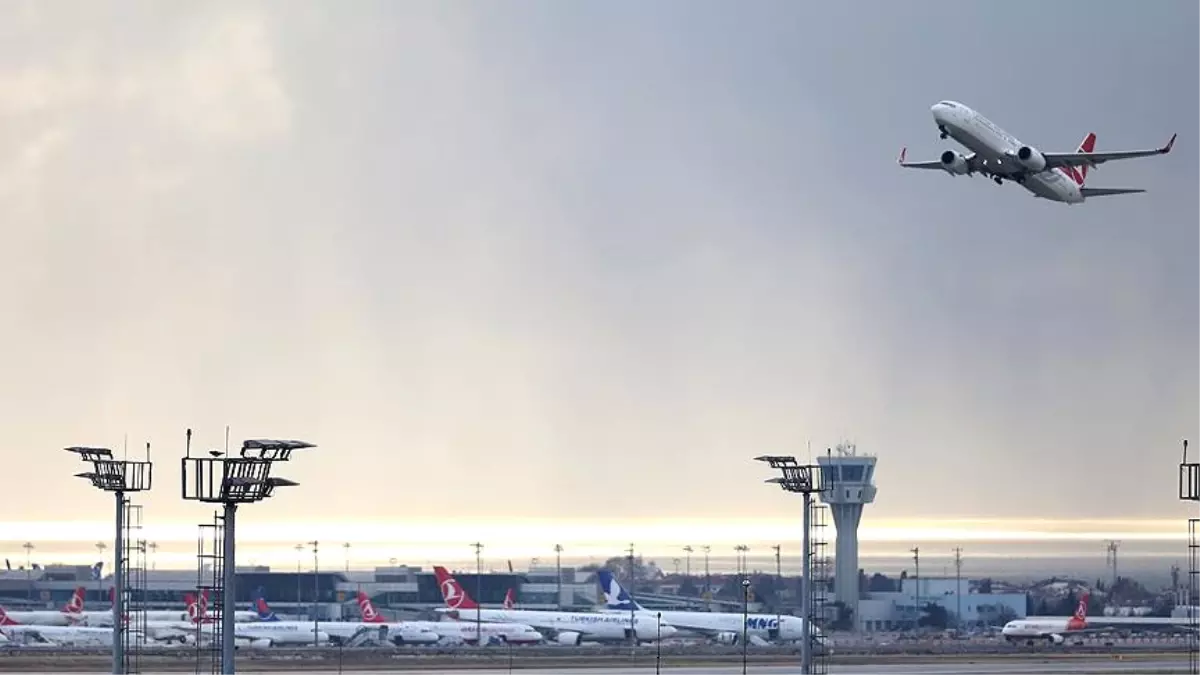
938,101,958,108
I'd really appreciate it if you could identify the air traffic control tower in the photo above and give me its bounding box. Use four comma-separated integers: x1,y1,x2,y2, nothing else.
816,442,877,625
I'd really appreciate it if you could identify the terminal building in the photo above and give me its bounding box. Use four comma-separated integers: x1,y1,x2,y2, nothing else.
856,577,1028,632
0,564,607,620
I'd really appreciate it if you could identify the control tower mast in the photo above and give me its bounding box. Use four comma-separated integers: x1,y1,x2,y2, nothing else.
816,442,877,628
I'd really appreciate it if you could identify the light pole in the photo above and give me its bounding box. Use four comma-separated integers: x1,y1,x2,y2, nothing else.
626,543,636,648
148,542,158,571
180,431,311,675
702,545,711,610
295,544,304,610
22,542,34,601
741,578,751,675
755,455,822,675
952,547,963,630
911,546,921,631
343,542,351,574
310,541,319,647
471,543,483,645
67,444,152,675
95,541,107,601
655,611,662,675
772,544,782,625
682,546,692,578
553,544,563,610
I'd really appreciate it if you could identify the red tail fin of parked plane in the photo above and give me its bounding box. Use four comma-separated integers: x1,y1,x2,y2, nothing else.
0,607,19,626
432,566,479,610
503,588,516,609
1065,593,1090,630
63,587,86,615
356,591,387,624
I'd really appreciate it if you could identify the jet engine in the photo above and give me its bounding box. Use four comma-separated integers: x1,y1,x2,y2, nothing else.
715,631,740,645
939,150,970,175
395,628,440,645
1016,145,1047,172
555,631,582,646
234,637,274,648
1048,633,1065,645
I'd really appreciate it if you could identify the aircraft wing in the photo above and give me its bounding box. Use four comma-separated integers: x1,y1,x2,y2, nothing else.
897,147,949,169
1034,134,1176,169
1080,187,1146,197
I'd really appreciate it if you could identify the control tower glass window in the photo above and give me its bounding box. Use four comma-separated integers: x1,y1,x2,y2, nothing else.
841,465,865,482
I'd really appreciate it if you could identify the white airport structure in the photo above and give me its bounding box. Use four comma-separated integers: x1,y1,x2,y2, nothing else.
816,443,877,624
856,577,1027,632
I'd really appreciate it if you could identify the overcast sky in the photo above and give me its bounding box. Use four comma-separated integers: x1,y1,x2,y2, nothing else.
0,0,1196,542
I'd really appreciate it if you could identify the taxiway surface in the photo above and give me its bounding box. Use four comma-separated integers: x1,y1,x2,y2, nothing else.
27,659,1183,675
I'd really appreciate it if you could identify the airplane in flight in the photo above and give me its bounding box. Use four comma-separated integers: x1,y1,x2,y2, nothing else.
899,100,1176,203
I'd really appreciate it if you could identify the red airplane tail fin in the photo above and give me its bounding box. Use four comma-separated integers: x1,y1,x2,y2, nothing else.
63,587,86,614
356,591,387,623
0,606,19,626
432,566,478,610
503,588,516,610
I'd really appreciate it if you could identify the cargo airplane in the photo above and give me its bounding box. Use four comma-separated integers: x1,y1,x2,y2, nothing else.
899,100,1176,203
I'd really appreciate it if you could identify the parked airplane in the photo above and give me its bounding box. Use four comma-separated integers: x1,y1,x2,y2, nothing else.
595,570,823,646
1001,594,1097,644
252,588,439,646
147,596,333,648
0,588,85,626
0,606,127,646
72,588,258,626
431,566,676,645
899,100,1176,203
355,591,539,645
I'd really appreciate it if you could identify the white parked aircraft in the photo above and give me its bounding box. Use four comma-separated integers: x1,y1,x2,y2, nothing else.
431,566,676,645
595,570,824,646
899,100,1176,203
355,591,541,645
1001,594,1096,644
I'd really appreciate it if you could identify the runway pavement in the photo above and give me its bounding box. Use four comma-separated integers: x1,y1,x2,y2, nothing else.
7,658,1190,672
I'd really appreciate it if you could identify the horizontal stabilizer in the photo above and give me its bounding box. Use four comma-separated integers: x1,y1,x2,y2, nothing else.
1080,187,1146,198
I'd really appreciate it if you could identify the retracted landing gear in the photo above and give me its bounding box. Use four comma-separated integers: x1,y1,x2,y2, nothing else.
993,176,1003,185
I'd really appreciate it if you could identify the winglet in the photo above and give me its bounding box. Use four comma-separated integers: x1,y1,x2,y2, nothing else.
1163,133,1177,153
897,147,907,164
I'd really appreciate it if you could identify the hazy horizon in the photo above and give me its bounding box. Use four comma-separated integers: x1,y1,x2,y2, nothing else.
1,1,1195,545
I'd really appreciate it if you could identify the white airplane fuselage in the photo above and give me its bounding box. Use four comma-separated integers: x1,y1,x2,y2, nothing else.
1001,617,1082,643
436,608,676,643
606,609,819,643
932,101,1084,204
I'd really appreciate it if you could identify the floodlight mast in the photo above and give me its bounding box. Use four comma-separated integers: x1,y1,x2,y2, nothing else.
66,444,152,675
180,429,312,675
754,455,822,675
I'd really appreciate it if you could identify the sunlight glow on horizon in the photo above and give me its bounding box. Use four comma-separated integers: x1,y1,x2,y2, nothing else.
0,517,1185,546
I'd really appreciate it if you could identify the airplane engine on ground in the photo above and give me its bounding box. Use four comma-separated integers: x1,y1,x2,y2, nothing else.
395,628,440,645
555,631,582,646
1048,633,1065,645
234,637,274,648
1016,145,1047,171
939,150,970,175
715,631,740,645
